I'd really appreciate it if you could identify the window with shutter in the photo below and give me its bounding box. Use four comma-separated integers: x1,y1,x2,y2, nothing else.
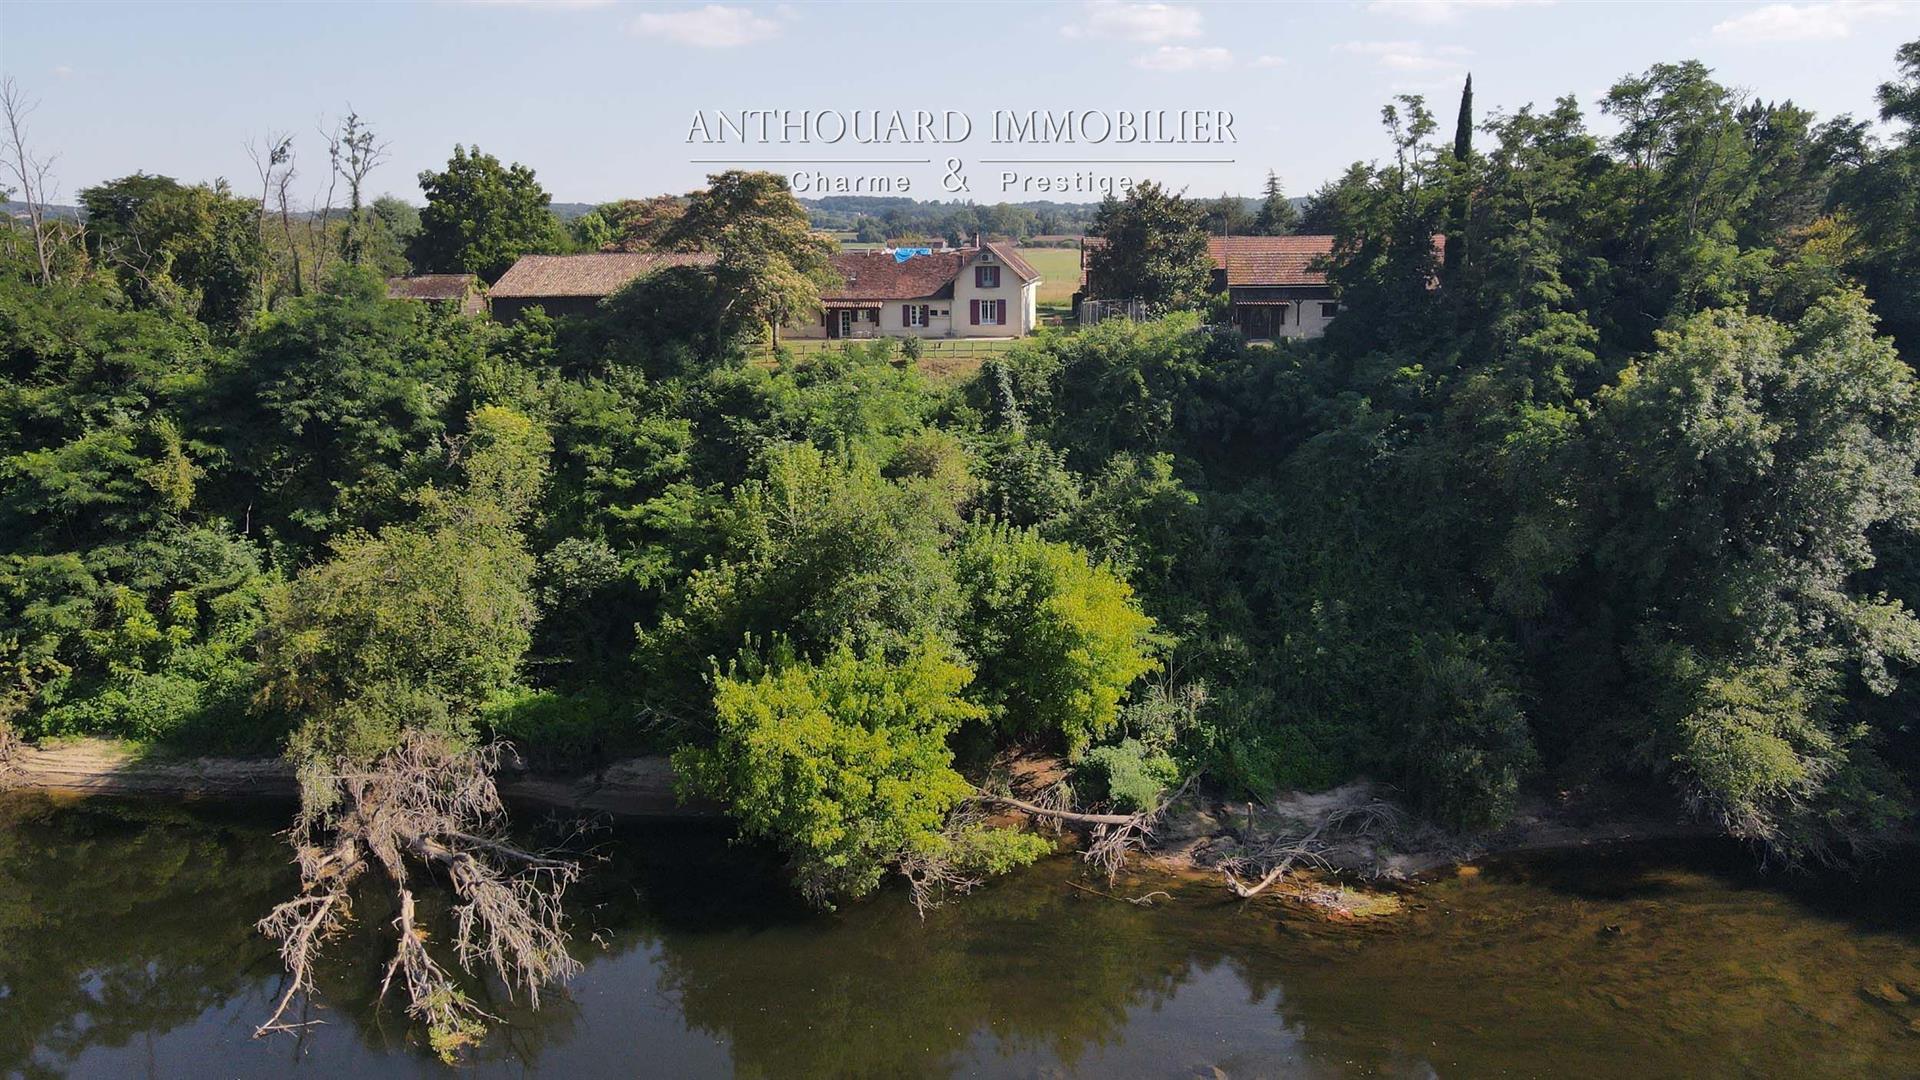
975,265,1000,289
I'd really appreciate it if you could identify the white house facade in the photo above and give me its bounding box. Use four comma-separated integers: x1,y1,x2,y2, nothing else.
786,241,1041,341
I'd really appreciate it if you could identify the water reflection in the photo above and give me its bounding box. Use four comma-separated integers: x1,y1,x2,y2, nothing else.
2,794,1918,1078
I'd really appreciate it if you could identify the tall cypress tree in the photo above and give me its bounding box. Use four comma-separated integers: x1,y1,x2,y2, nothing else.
1443,74,1475,281
1253,170,1298,235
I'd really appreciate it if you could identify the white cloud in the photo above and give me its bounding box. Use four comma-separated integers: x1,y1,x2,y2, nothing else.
1337,40,1471,73
1064,1,1204,43
1365,0,1551,23
631,4,782,47
1253,54,1286,69
1711,1,1898,43
52,65,74,79
1132,45,1233,72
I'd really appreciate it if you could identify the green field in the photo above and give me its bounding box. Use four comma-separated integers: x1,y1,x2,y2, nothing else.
1015,246,1082,307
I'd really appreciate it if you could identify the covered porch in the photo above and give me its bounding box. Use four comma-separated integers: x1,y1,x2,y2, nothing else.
823,301,884,339
1233,299,1295,341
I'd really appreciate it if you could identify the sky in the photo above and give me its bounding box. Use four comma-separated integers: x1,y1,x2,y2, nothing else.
2,0,1919,209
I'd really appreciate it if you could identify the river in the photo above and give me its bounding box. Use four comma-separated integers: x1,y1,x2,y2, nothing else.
2,792,1917,1078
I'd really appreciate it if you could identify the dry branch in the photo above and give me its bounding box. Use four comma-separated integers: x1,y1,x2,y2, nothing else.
0,720,18,790
979,793,1134,826
1,77,57,285
1219,800,1405,899
1066,880,1171,906
898,804,1000,917
979,772,1201,883
254,734,582,1056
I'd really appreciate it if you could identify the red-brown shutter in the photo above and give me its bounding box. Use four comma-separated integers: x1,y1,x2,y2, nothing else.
902,304,910,325
970,299,980,325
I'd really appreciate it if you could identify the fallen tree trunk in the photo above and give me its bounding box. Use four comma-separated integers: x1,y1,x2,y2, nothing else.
978,793,1135,827
979,773,1201,881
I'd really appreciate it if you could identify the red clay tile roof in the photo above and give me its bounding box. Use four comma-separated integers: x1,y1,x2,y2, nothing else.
385,274,479,301
1082,232,1444,289
1210,236,1335,287
824,251,964,301
977,241,1039,282
1077,234,1334,286
1210,234,1446,287
489,252,717,298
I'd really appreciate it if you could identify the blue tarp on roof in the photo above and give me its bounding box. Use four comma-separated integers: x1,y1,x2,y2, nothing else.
892,248,932,263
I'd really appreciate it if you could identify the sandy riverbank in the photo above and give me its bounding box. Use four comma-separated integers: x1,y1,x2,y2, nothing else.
2,738,1714,918
0,738,714,820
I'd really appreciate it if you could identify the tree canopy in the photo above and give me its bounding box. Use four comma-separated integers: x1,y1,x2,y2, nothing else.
408,145,563,281
6,46,1920,1041
1085,181,1214,310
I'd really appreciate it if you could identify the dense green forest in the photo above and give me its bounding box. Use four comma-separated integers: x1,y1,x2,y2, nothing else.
5,42,1920,1048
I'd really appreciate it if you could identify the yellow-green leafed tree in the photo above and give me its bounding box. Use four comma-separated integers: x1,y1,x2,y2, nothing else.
956,525,1162,757
677,639,1048,909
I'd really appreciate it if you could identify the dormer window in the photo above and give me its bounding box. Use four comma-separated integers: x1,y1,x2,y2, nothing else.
975,265,1000,289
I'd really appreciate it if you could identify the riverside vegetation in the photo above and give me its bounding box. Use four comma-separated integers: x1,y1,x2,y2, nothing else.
4,45,1920,1054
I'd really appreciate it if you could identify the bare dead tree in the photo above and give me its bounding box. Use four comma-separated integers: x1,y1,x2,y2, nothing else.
255,733,583,1058
245,132,294,307
306,125,340,288
1218,800,1406,899
1,77,58,285
270,148,304,297
327,108,388,267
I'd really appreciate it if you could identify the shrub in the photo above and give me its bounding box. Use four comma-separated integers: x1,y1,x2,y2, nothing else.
955,525,1161,756
675,640,1038,907
480,686,641,771
1077,738,1179,812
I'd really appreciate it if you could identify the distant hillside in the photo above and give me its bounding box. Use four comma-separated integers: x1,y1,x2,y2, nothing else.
2,200,82,221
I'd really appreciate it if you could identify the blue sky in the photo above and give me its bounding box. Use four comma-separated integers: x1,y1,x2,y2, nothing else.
3,1,1918,207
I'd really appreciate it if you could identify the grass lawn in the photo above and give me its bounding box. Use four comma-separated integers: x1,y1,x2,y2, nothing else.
1016,246,1082,307
750,336,1025,386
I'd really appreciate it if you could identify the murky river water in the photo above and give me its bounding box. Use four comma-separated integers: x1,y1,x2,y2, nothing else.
2,792,1917,1078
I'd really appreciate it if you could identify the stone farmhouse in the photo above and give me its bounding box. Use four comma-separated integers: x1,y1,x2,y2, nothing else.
484,241,1040,340
785,241,1041,341
487,252,717,322
1080,234,1343,341
1081,233,1447,341
1206,235,1347,341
